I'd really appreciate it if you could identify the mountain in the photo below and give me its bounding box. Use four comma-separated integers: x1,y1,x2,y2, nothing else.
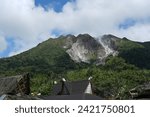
0,34,150,99
0,34,149,74
66,34,119,65
0,34,119,75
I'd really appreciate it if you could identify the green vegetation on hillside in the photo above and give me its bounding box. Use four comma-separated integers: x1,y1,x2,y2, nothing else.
118,38,150,69
0,35,150,99
28,57,150,99
0,37,81,76
65,57,150,99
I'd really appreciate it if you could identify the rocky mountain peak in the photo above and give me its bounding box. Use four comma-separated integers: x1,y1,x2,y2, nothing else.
100,34,120,50
65,34,119,64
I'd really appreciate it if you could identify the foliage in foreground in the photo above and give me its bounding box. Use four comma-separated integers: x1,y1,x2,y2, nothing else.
29,57,150,99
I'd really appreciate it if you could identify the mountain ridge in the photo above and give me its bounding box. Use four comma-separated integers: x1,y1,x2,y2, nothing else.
0,33,150,99
0,33,150,75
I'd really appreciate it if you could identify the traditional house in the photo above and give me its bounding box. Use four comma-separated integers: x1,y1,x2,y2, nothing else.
43,77,103,100
129,82,150,99
0,74,30,100
0,74,102,100
52,79,92,95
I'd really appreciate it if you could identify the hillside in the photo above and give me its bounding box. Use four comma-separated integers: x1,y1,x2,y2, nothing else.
0,34,150,99
1,34,149,75
0,35,80,75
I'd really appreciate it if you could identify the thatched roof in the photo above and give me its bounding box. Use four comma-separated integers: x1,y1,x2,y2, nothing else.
0,74,30,96
0,75,22,95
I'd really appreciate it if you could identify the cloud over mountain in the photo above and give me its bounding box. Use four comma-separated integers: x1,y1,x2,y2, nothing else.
0,35,7,51
0,0,150,56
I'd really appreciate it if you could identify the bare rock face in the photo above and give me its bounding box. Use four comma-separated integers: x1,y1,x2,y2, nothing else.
97,34,119,56
62,35,76,49
65,34,119,64
66,34,105,63
100,34,120,50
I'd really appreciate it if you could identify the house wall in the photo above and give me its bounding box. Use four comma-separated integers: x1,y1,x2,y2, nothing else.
84,83,93,94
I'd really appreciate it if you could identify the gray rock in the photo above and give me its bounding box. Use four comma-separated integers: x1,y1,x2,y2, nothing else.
66,34,119,64
66,34,105,63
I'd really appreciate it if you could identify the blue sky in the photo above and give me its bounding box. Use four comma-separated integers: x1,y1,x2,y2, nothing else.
0,0,150,58
35,0,72,12
0,38,15,57
0,0,69,57
119,19,136,30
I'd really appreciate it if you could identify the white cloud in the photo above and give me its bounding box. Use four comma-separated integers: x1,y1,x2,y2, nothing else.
0,0,150,56
0,35,7,51
117,23,150,42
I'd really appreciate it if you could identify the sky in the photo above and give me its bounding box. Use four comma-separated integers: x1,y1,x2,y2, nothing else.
0,0,150,58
